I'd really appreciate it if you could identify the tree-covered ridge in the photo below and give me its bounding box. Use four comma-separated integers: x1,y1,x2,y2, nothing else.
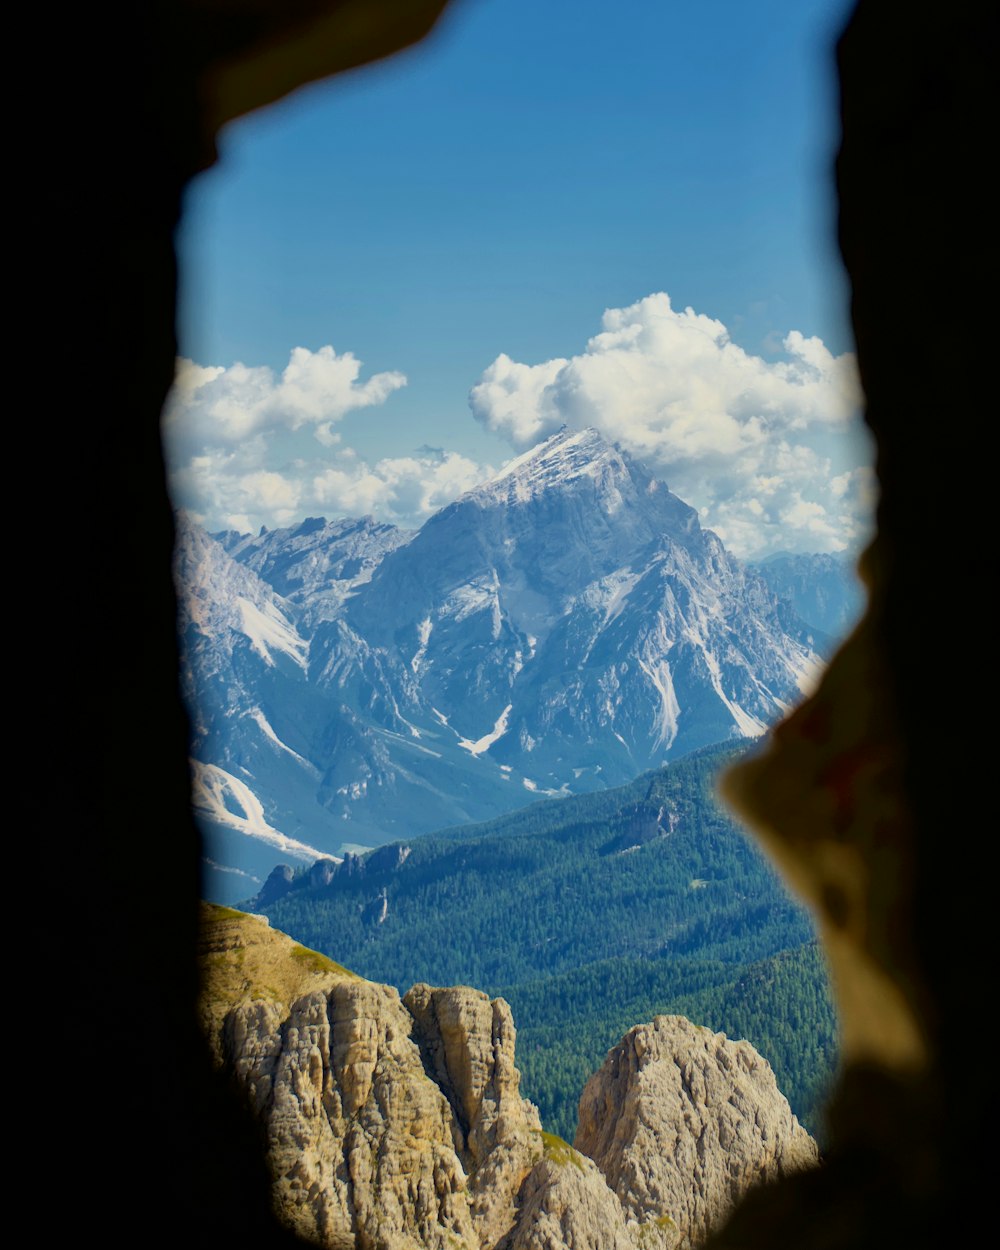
249,742,838,1137
507,942,836,1141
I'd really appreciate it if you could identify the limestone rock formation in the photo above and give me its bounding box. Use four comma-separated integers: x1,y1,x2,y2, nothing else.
198,903,543,1249
575,1015,819,1249
404,983,542,1247
499,1139,637,1250
200,908,817,1250
178,427,825,888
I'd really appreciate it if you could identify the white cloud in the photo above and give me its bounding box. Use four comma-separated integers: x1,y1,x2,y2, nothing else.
312,452,488,522
470,292,872,556
163,346,406,452
164,304,874,556
163,347,492,533
173,448,491,536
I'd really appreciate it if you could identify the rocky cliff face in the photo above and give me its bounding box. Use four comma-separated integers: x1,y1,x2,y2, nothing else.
575,1016,819,1249
217,514,413,627
499,1148,635,1250
199,905,817,1249
199,903,543,1249
404,984,544,1247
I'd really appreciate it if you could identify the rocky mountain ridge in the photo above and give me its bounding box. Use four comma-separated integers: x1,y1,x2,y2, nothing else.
217,514,413,626
178,428,833,894
751,552,862,640
200,904,817,1249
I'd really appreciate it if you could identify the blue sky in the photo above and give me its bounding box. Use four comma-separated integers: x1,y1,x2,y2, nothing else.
169,0,872,557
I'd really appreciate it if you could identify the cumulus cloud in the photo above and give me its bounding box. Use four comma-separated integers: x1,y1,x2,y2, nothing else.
470,292,872,556
165,305,873,555
171,446,490,536
163,346,407,453
163,347,491,533
312,451,488,522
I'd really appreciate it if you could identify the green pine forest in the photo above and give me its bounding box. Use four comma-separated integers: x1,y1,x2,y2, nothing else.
248,742,838,1141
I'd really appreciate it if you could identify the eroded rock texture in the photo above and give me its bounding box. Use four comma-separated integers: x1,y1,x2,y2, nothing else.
404,983,543,1247
201,908,817,1250
199,904,542,1249
575,1016,818,1249
499,1147,636,1250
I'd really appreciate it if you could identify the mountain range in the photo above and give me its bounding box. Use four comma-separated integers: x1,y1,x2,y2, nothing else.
176,426,861,894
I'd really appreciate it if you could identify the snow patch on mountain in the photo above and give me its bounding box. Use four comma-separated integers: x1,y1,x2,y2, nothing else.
701,649,768,738
411,617,433,674
458,704,513,757
638,656,681,749
176,513,307,670
204,858,261,882
191,760,327,861
248,708,317,772
237,598,308,670
598,569,644,627
485,427,616,500
442,574,502,636
790,649,824,696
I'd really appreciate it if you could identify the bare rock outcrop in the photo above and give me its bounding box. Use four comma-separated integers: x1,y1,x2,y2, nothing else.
200,909,817,1250
575,1015,819,1248
499,1137,637,1250
198,904,542,1249
404,983,542,1246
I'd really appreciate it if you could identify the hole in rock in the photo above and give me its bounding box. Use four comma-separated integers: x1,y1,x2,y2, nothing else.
168,0,870,1151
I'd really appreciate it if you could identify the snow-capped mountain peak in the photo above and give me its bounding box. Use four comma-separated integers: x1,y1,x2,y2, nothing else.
482,426,622,495
176,433,829,895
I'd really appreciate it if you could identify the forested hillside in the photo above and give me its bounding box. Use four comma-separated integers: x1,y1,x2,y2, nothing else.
506,942,836,1140
248,743,838,1138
